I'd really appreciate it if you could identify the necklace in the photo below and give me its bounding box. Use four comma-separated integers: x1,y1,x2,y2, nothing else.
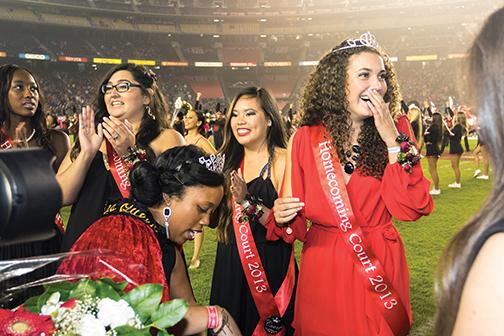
25,129,36,142
342,144,361,174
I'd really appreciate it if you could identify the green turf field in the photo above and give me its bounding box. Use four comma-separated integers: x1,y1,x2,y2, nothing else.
182,157,492,336
61,156,492,336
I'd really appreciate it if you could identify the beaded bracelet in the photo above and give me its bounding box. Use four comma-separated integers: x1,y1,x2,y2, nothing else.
239,194,264,223
395,132,420,174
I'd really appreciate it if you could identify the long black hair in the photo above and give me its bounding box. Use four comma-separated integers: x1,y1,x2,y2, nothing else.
130,145,224,210
217,86,288,242
185,109,206,136
71,63,170,161
0,64,53,152
427,112,443,151
435,7,504,334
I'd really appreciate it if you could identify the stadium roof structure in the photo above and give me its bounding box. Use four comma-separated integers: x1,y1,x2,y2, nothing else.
0,0,500,75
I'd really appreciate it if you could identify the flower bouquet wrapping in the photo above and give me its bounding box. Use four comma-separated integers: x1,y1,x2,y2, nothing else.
0,251,188,336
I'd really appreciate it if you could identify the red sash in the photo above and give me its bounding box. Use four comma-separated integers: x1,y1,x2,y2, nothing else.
0,128,13,149
106,140,130,198
310,126,410,335
232,161,295,336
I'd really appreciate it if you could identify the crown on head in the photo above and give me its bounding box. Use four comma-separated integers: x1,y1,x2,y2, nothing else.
198,154,225,173
333,32,379,52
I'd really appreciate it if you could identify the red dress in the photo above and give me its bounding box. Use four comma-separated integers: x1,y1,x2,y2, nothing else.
57,199,173,301
267,119,433,335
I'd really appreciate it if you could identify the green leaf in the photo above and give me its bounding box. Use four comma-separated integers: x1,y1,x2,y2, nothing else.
100,278,128,292
113,325,151,336
150,299,188,329
23,296,40,313
43,281,77,292
122,284,163,322
93,280,122,300
69,279,98,299
155,329,173,336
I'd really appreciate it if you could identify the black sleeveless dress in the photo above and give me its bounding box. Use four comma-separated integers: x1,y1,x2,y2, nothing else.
210,162,297,335
468,219,504,268
449,124,464,155
61,152,121,251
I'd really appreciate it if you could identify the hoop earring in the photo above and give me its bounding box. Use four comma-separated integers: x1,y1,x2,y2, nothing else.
145,105,156,120
163,206,171,239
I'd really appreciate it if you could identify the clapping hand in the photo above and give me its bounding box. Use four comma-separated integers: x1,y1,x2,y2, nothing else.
13,122,29,148
78,105,103,155
230,168,247,204
102,115,135,157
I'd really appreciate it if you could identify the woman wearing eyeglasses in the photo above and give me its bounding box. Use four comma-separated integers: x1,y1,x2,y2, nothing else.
58,63,185,251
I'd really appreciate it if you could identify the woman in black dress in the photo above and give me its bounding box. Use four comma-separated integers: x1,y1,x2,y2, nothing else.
424,112,443,195
59,145,242,335
57,63,184,251
447,111,467,188
210,87,297,335
0,64,69,307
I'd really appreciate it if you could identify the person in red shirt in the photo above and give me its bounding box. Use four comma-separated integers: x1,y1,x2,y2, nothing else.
272,32,433,335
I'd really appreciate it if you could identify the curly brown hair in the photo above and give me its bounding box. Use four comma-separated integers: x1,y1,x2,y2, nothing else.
300,43,401,178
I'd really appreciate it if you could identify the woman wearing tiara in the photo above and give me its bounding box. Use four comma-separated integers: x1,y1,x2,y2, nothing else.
58,63,184,251
272,33,433,335
58,145,242,335
210,87,297,335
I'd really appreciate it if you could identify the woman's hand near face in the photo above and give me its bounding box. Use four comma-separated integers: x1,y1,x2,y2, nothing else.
366,89,399,147
78,105,103,156
230,168,248,203
102,115,135,156
273,197,304,225
13,122,29,148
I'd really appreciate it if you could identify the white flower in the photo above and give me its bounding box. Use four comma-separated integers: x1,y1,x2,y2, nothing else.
97,298,136,329
76,314,107,336
41,292,62,316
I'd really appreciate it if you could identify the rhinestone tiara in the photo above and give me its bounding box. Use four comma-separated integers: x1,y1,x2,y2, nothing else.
198,153,225,173
333,32,379,52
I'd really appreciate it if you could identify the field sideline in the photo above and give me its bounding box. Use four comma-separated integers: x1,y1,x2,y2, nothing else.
61,156,492,336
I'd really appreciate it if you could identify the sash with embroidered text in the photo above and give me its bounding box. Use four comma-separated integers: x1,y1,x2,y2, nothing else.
310,125,410,335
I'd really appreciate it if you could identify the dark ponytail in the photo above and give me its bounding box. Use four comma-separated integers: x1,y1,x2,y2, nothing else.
130,145,224,207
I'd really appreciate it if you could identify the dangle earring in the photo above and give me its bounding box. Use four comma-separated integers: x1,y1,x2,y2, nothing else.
162,206,171,239
145,105,156,120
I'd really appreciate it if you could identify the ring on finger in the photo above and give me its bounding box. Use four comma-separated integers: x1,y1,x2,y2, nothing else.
112,132,120,140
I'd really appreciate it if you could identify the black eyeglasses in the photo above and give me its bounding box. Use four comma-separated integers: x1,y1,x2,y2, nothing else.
101,82,143,94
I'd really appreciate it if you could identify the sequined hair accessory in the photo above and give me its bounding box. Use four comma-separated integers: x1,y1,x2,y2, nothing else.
198,154,225,173
333,32,379,52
